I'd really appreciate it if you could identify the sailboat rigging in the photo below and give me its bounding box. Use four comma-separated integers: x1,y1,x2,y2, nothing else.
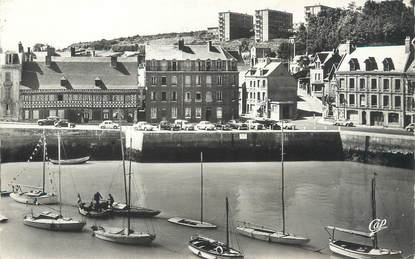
236,122,309,245
23,131,85,231
188,197,244,258
91,127,155,245
325,173,403,258
10,130,58,205
168,151,216,229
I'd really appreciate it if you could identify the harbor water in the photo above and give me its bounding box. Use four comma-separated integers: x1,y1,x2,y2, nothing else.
0,161,413,259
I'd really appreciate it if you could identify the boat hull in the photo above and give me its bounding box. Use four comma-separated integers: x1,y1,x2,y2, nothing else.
168,217,216,229
0,191,11,197
49,156,90,165
93,226,155,245
111,204,161,218
236,225,309,245
0,214,7,222
23,215,85,231
78,206,111,218
188,235,244,259
10,192,58,205
329,241,403,259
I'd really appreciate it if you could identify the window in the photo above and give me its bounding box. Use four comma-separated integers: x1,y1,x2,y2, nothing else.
257,92,261,101
103,95,110,102
197,61,203,71
340,94,345,104
206,76,212,87
360,95,366,107
185,92,191,102
150,91,156,101
196,107,202,118
57,94,63,101
161,91,167,101
216,91,222,101
171,91,177,101
262,92,265,100
151,107,157,119
206,91,212,102
217,76,222,86
172,61,177,71
359,78,365,90
262,80,266,87
185,75,191,87
349,78,355,89
196,75,201,86
383,79,389,91
371,79,377,90
195,92,202,102
160,61,168,71
206,61,211,71
371,95,377,107
395,79,401,91
161,76,167,86
383,95,389,107
5,72,11,82
24,110,30,119
33,110,39,119
185,108,191,119
349,94,355,105
151,77,157,85
388,113,399,123
394,96,401,108
103,110,109,119
339,78,345,89
231,75,237,86
172,76,177,85
217,60,222,70
216,107,222,119
171,107,177,118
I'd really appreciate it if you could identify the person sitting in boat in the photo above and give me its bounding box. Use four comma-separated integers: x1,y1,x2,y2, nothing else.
93,192,103,211
77,194,82,206
108,194,114,208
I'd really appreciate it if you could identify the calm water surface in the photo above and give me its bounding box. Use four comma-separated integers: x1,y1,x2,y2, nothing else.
0,161,413,259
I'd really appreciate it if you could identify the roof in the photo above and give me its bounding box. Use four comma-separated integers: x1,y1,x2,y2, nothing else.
21,56,138,91
337,45,409,73
145,44,236,61
245,61,283,77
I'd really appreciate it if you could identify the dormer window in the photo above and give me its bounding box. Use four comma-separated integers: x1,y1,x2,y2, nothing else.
60,76,68,87
315,61,320,69
364,57,377,71
349,58,359,71
382,58,394,71
95,76,102,87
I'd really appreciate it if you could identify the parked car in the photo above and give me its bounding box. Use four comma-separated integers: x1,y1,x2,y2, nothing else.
174,120,195,131
333,119,354,127
255,119,277,130
215,121,232,131
196,121,216,131
54,120,75,128
99,120,119,129
133,121,157,131
278,120,296,130
228,119,245,129
159,120,172,130
37,116,60,126
246,120,264,130
170,123,182,131
237,123,249,130
405,123,415,132
270,123,282,130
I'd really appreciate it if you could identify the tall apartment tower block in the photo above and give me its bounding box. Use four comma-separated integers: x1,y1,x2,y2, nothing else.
218,11,253,41
255,9,293,42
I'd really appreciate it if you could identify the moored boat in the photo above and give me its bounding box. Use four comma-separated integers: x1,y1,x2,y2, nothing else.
77,197,111,218
92,226,155,245
0,214,7,222
49,156,90,165
111,202,160,218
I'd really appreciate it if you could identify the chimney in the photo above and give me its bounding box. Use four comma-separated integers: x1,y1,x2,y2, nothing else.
45,47,52,67
178,39,185,51
207,41,213,52
27,47,31,53
70,47,75,57
18,42,24,53
110,56,117,68
405,36,411,53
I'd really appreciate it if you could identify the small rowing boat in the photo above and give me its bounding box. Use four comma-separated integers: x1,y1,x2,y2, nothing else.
49,156,90,165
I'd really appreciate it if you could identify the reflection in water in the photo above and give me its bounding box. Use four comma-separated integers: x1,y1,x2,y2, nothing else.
0,161,413,259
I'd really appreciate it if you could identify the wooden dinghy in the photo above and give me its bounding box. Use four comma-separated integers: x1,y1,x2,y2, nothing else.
189,235,244,259
0,213,8,222
92,226,155,245
168,217,217,229
24,211,85,231
49,156,90,165
78,203,111,218
111,202,160,218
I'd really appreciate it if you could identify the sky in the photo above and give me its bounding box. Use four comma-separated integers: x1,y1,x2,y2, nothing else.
0,0,384,51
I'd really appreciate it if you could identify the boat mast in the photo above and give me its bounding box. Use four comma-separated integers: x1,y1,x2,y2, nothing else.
200,151,203,224
371,173,378,249
225,197,229,250
58,131,62,217
281,121,285,235
119,116,128,208
127,137,132,235
42,129,46,193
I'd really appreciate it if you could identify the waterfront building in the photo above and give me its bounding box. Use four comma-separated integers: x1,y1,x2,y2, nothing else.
218,12,253,42
334,37,413,127
0,44,23,121
304,4,334,19
254,9,293,42
244,59,297,120
144,40,239,123
20,47,142,122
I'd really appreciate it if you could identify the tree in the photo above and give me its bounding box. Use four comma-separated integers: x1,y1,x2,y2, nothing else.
277,42,292,60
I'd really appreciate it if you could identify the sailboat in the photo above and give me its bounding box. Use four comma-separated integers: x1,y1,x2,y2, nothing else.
91,132,155,245
188,197,244,258
23,131,85,231
0,139,11,197
236,122,309,245
168,152,216,229
325,173,403,259
111,129,160,218
10,130,58,205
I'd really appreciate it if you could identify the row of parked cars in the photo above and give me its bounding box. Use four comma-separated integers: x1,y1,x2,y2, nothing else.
132,119,297,132
37,116,76,128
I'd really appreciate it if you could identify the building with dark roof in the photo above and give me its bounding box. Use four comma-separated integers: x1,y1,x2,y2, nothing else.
255,9,293,42
144,40,239,122
19,48,142,122
218,11,253,41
